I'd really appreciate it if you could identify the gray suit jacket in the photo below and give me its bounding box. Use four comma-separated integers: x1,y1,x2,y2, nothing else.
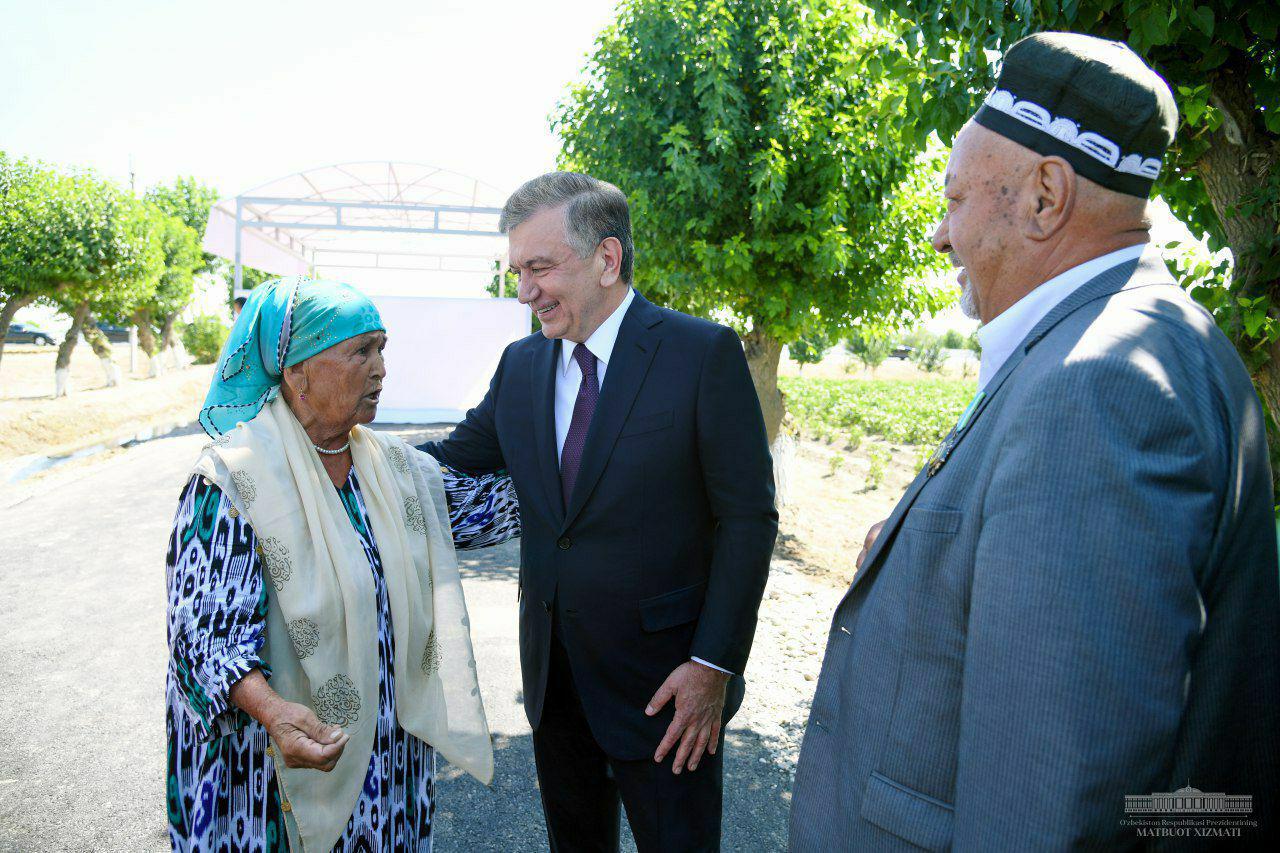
790,253,1279,850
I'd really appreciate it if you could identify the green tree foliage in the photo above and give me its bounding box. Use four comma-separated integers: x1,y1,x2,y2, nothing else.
0,154,65,370
556,0,951,441
146,177,274,310
144,176,220,272
790,330,836,369
940,328,966,349
861,0,1280,484
133,212,203,372
846,328,892,374
183,315,230,364
0,156,162,386
911,339,946,373
53,176,162,387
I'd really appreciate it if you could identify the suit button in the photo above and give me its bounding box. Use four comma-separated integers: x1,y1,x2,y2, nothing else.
557,536,571,550
542,600,552,613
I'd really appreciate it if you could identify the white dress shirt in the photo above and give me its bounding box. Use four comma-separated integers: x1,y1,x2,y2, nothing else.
976,243,1148,391
555,287,731,675
556,287,636,461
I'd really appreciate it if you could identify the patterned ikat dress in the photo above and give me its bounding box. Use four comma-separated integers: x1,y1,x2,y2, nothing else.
165,461,519,852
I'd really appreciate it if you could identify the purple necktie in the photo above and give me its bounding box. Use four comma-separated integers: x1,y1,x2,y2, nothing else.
560,344,599,506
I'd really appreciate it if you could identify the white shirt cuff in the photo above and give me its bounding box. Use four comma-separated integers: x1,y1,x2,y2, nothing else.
691,656,733,675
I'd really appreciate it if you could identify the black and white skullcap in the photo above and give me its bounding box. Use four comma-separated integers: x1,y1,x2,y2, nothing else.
974,31,1178,198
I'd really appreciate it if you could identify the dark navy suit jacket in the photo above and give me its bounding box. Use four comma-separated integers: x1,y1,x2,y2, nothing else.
421,291,777,759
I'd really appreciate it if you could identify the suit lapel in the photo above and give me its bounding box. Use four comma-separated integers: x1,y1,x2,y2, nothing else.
841,250,1164,603
560,293,663,532
530,336,564,528
842,351,1021,601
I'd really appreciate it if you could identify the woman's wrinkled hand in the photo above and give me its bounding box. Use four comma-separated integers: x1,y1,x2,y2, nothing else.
266,701,350,771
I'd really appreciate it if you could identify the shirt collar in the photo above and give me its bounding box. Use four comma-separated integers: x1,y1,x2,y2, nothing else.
975,243,1148,390
561,287,635,375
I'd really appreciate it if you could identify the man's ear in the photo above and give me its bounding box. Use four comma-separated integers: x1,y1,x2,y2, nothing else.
598,237,623,288
1026,156,1076,241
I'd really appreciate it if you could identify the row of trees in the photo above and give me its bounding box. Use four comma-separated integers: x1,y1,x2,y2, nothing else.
0,156,220,394
554,0,1278,492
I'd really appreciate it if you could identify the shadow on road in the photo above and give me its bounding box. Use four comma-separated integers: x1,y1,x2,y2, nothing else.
458,539,521,583
434,726,792,852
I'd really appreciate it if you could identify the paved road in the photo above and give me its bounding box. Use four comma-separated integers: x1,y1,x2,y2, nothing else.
0,427,792,851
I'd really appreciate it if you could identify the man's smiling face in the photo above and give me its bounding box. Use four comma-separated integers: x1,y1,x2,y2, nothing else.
508,204,610,342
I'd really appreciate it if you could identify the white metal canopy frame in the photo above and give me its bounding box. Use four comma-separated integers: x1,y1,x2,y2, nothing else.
203,161,509,292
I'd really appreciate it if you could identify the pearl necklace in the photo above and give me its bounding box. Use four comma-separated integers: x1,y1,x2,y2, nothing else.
314,441,351,456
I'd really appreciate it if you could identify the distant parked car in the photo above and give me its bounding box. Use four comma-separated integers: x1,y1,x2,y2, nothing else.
890,344,916,360
6,323,55,346
94,322,132,343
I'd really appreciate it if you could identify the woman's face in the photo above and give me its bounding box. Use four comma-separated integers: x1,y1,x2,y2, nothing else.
288,330,387,435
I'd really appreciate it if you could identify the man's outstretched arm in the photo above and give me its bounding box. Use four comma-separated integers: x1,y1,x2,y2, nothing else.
418,345,510,475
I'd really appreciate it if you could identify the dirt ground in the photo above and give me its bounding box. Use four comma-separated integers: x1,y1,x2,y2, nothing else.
776,435,920,588
0,342,213,463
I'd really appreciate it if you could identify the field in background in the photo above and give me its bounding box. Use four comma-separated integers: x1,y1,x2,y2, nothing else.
775,370,975,586
781,375,975,447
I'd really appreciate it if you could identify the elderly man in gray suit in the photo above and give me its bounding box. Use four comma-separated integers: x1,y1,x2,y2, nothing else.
790,32,1280,850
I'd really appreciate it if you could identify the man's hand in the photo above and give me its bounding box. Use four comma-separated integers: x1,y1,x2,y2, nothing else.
855,518,889,573
267,701,350,771
645,661,730,774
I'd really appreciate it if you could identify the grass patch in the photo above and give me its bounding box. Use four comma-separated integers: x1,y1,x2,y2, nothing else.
780,375,977,447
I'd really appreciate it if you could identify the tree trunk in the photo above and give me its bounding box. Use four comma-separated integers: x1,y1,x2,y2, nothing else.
159,314,187,370
0,293,35,374
82,316,112,358
132,309,158,356
133,308,162,377
743,328,785,445
1195,64,1280,491
83,315,121,387
743,327,792,507
55,300,91,397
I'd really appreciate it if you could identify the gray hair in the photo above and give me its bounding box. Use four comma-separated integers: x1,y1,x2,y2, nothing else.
499,172,634,284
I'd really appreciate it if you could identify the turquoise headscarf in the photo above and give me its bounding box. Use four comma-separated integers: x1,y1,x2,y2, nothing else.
199,277,385,437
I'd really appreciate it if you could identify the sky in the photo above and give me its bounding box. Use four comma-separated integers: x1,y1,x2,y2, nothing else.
0,0,617,199
0,0,1196,330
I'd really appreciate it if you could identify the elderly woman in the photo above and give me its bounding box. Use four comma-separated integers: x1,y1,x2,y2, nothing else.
165,277,518,852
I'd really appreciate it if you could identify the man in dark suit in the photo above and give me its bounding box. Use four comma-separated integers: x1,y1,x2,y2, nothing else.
791,33,1280,849
421,172,777,851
